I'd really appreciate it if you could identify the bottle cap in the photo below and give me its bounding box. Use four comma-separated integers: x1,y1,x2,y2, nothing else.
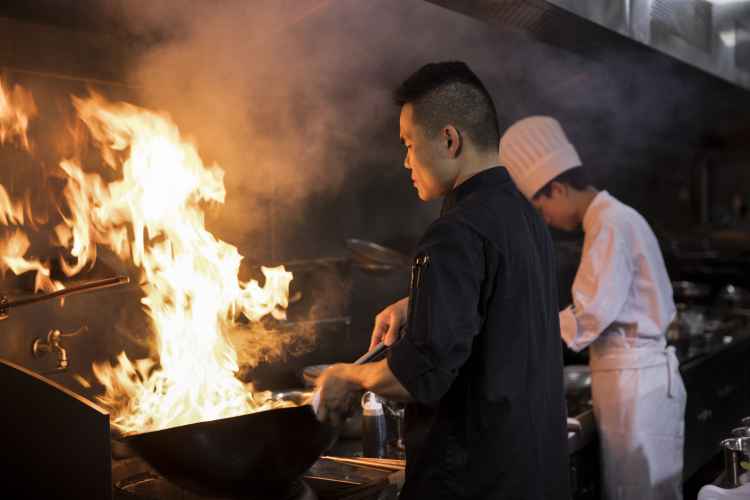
361,391,384,416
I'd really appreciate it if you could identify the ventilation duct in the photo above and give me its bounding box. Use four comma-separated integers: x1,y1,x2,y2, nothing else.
426,0,750,90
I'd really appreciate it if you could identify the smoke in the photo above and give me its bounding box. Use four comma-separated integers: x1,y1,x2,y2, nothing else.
110,1,709,249
0,0,734,266
228,321,317,370
2,0,745,393
2,0,743,251
86,0,493,261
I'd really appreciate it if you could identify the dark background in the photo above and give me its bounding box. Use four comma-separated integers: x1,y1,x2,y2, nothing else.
0,0,749,390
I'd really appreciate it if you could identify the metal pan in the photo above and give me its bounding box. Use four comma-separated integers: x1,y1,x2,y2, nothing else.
346,238,410,272
121,342,389,497
122,404,335,497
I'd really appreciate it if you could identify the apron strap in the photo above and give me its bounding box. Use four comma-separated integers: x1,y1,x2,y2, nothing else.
665,346,676,398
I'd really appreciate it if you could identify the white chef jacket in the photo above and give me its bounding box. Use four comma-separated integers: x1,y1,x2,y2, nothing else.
558,190,685,500
559,190,676,352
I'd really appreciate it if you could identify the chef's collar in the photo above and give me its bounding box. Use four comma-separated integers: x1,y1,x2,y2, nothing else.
582,190,610,233
442,166,511,215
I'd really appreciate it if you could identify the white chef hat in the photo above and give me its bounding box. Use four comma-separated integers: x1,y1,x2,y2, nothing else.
499,116,582,200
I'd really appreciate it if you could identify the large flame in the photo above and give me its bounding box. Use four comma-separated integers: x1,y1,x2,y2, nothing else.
0,79,61,293
0,228,62,293
63,94,295,434
0,78,36,150
0,79,298,435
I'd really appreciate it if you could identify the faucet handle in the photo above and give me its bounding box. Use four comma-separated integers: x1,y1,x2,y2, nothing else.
32,329,69,373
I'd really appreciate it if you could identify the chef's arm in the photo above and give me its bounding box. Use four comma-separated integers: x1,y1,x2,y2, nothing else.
561,224,632,351
341,359,413,401
315,358,412,423
322,222,482,409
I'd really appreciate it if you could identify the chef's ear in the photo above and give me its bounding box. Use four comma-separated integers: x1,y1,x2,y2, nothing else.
443,126,461,158
549,181,568,199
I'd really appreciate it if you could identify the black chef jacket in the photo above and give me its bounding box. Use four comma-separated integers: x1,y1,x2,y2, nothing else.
387,167,570,500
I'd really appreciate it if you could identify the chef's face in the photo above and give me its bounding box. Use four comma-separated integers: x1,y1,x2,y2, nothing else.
399,104,454,201
531,182,579,231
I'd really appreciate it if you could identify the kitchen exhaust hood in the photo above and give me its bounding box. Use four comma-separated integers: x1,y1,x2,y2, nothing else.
426,0,750,90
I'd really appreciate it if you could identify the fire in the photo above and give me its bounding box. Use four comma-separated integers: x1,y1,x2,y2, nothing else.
0,79,60,293
0,228,62,293
0,78,36,150
61,93,295,434
0,78,298,435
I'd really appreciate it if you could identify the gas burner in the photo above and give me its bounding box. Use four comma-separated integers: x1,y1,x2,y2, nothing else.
114,471,317,500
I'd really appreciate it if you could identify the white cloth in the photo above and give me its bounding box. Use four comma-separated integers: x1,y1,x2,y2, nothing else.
591,345,686,500
698,483,750,500
560,191,685,500
499,116,582,199
559,191,676,352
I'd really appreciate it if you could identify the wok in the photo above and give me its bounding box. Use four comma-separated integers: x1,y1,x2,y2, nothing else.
346,238,410,273
123,404,333,496
121,342,389,497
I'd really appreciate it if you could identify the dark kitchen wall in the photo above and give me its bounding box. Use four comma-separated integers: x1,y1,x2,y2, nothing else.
4,1,749,258
1,0,750,388
0,15,146,398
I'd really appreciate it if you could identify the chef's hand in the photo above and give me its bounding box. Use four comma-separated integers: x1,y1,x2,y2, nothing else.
315,364,360,426
370,297,408,351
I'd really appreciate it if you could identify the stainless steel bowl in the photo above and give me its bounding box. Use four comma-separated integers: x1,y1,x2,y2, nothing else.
563,365,591,393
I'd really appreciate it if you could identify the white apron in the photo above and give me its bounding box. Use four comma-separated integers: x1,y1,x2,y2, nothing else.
590,344,686,500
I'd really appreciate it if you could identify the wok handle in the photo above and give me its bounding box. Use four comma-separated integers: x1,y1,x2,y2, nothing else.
353,341,388,365
353,323,405,365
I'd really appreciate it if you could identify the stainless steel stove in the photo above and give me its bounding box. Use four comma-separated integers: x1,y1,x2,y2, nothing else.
0,358,394,500
112,454,393,500
114,469,316,500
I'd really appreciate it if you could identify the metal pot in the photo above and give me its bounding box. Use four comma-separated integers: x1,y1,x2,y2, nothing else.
721,437,750,488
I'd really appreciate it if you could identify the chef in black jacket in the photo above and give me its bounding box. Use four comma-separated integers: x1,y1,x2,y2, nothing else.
316,61,570,500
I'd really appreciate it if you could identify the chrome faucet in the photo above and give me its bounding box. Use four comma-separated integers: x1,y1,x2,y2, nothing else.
32,327,86,374
32,330,68,372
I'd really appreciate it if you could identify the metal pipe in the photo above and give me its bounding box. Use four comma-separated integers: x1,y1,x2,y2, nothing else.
1,65,138,89
0,275,130,319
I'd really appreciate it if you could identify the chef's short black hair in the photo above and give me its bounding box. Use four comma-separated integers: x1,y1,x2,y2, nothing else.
394,61,500,152
533,167,592,199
